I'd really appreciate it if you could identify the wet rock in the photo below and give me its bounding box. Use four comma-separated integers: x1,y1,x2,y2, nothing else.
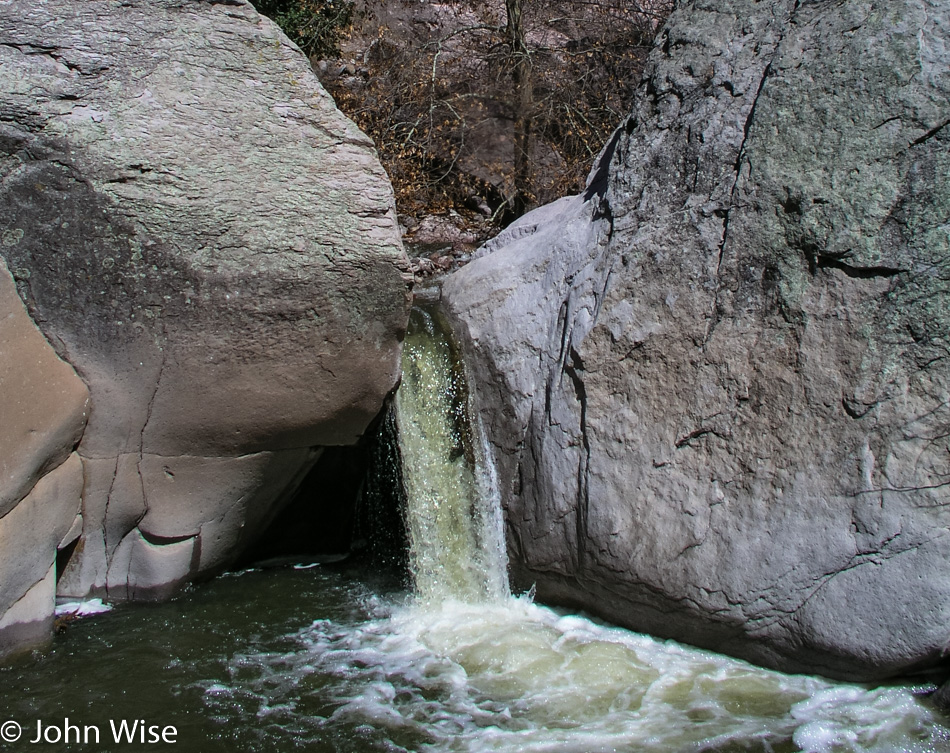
0,0,411,621
443,0,950,681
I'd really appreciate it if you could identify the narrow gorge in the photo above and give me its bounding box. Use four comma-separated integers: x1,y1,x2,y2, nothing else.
0,0,948,749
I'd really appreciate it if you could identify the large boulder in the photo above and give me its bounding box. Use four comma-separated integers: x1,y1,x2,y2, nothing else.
0,0,411,636
443,0,950,681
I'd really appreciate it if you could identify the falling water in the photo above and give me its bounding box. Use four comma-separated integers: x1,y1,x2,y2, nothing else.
10,307,947,752
394,306,508,604
354,304,950,753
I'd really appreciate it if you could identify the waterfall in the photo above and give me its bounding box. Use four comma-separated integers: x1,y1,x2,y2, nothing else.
317,304,949,753
394,306,508,604
8,323,942,753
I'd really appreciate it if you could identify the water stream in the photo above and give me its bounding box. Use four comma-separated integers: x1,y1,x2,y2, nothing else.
1,306,948,752
395,306,508,605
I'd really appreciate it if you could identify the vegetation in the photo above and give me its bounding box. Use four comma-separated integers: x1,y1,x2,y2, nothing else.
256,0,673,237
254,0,354,57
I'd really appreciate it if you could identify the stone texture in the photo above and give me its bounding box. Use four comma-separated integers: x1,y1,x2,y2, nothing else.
0,0,411,606
0,564,57,653
0,454,83,652
443,0,950,681
0,261,89,518
0,258,88,646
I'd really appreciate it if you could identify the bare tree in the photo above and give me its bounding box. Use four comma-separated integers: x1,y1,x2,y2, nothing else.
258,0,673,230
505,0,532,215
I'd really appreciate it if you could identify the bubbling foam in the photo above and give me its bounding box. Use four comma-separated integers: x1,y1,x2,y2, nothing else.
203,593,949,753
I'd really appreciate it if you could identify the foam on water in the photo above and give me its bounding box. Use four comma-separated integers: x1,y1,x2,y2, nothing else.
54,597,112,617
197,307,950,752
200,592,948,753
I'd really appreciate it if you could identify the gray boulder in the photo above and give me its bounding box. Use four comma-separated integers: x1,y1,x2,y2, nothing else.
0,0,410,629
443,0,950,681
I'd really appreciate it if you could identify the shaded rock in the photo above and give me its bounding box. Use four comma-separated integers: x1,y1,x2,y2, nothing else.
932,680,950,712
443,0,950,681
0,259,88,648
0,453,84,653
0,0,411,610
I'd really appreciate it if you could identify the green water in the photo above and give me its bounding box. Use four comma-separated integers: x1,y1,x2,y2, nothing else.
1,566,947,753
2,307,949,752
0,566,404,752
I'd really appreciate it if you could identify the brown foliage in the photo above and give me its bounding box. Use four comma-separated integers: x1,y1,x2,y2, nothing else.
307,0,673,233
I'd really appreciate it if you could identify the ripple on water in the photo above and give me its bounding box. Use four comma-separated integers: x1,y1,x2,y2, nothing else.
200,593,950,753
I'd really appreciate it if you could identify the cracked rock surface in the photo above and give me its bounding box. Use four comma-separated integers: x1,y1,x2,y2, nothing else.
0,263,87,651
0,0,411,628
442,0,950,681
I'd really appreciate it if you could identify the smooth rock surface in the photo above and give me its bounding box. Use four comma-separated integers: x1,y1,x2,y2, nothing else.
443,0,950,680
0,262,89,519
0,454,83,652
0,258,88,647
0,0,411,606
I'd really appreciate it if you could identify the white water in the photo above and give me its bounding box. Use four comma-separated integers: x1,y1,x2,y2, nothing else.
381,307,948,752
294,597,944,753
202,307,950,752
395,307,508,605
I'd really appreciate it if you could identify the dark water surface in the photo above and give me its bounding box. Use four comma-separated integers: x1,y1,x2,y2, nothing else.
0,566,401,753
1,565,948,753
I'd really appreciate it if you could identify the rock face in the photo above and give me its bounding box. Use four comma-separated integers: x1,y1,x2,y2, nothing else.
0,262,88,651
0,0,410,641
442,0,950,681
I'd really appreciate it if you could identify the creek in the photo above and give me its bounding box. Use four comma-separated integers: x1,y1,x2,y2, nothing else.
1,307,948,753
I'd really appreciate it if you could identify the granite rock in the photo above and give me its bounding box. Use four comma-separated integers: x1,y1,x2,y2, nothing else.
0,0,411,613
443,0,950,680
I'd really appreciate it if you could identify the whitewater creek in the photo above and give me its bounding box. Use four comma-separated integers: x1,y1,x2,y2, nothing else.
2,308,948,753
